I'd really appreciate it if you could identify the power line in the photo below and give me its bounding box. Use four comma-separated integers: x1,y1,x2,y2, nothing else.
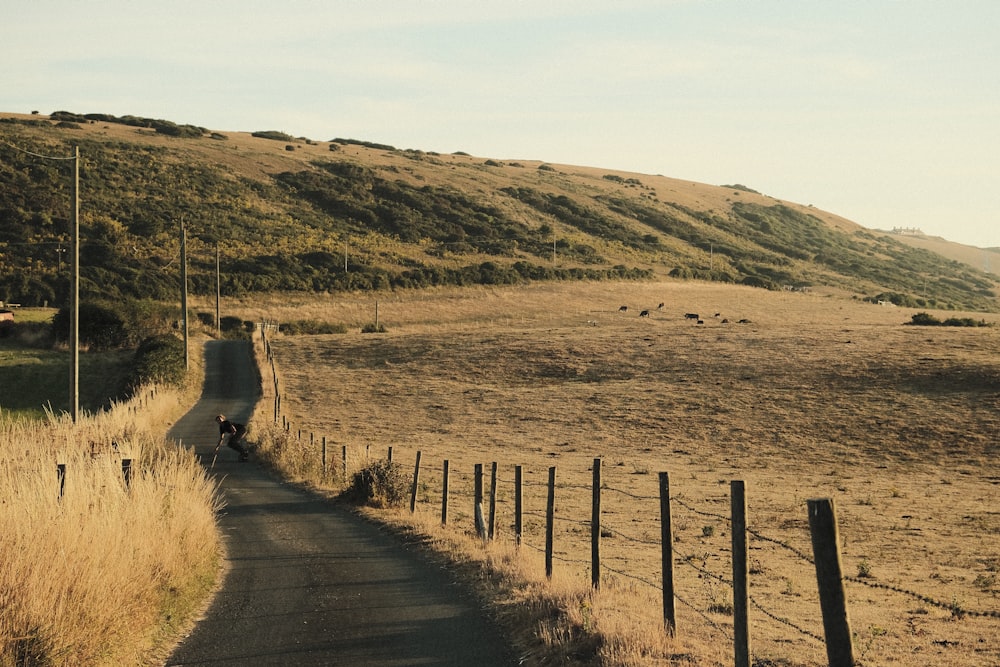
0,137,77,161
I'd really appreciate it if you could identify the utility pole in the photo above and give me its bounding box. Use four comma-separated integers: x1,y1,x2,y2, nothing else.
70,146,79,422
180,222,189,369
215,242,221,336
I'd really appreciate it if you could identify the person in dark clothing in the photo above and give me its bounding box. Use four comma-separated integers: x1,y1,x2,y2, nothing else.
215,414,250,461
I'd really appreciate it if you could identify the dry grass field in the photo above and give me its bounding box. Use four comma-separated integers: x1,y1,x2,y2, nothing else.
222,280,999,666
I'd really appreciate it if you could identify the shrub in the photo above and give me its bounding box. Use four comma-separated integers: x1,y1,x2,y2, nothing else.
361,322,386,333
908,312,941,326
279,320,347,335
942,317,989,327
342,460,408,508
52,302,130,350
251,130,294,141
219,316,248,337
125,334,186,392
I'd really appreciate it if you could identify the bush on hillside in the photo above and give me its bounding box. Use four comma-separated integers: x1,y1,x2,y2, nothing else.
907,312,991,327
251,130,294,141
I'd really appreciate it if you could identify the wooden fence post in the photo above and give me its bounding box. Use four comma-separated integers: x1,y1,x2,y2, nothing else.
514,465,523,547
592,457,602,589
57,463,66,499
441,459,450,525
409,450,421,513
808,498,856,667
659,471,676,636
342,445,347,479
321,437,327,477
546,466,556,580
488,461,498,540
731,480,750,667
387,446,393,463
474,463,485,538
122,458,133,490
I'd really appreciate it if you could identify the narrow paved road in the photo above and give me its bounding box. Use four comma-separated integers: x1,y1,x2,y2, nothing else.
165,340,517,666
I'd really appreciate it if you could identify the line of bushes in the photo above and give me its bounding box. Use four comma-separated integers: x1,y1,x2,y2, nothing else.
907,312,992,327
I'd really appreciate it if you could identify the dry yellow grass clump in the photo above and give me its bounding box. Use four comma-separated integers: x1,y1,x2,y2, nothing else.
237,280,999,667
0,381,222,665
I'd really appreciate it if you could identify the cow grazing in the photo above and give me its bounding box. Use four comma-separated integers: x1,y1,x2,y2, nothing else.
618,305,628,312
697,319,704,325
657,302,664,310
684,313,699,320
639,310,650,317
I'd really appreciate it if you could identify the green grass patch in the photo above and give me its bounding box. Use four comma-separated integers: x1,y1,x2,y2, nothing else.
3,307,57,324
0,345,132,418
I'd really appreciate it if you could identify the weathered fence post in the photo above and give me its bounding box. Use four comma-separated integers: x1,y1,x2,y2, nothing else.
321,437,327,477
808,498,856,667
546,466,556,579
659,471,676,636
410,450,421,513
592,457,602,589
122,458,133,490
731,480,750,667
387,446,393,463
341,445,347,479
57,462,66,499
514,465,523,547
441,459,450,525
474,463,486,538
488,461,498,540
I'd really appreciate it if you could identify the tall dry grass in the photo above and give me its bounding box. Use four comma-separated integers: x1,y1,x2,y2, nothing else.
0,361,222,665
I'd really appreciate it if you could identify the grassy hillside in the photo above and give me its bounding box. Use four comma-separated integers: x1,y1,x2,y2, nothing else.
1,111,997,312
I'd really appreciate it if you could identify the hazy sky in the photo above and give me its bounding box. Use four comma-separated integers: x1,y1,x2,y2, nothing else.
3,1,998,248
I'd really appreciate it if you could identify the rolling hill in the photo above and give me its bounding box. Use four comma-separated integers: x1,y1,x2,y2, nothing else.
1,110,997,312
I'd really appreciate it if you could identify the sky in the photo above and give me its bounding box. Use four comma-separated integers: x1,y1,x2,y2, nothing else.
3,1,998,248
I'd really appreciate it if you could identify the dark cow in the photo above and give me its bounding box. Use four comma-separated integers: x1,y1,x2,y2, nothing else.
684,313,699,320
618,305,628,312
639,310,650,317
657,302,664,310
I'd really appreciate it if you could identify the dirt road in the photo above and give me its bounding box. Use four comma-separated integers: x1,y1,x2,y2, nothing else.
165,340,517,666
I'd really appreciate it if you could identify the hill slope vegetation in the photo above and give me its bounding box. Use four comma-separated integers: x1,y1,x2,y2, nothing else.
1,111,997,312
